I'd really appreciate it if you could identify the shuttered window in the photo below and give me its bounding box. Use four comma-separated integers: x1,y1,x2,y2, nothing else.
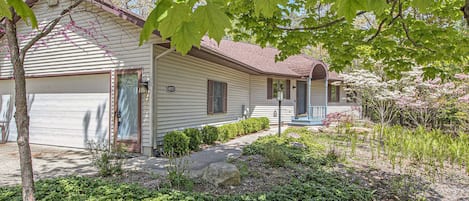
328,84,340,102
207,80,227,114
267,78,290,100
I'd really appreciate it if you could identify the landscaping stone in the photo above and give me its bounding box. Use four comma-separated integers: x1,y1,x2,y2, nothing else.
202,162,240,186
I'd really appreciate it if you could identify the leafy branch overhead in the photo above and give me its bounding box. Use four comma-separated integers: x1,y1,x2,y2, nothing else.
141,0,469,78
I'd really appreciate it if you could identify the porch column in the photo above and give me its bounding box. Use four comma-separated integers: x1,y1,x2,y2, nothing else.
307,76,312,120
324,75,328,118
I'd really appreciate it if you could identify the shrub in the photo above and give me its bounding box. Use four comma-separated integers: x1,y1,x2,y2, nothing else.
259,117,270,129
163,131,190,156
183,128,201,151
264,144,289,167
201,125,218,145
241,118,261,133
88,142,125,177
235,122,246,136
217,125,230,142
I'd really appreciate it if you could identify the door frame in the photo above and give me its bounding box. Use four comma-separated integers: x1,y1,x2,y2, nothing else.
296,80,307,115
113,69,142,153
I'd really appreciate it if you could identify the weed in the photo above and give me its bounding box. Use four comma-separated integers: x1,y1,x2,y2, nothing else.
87,141,125,177
164,151,194,191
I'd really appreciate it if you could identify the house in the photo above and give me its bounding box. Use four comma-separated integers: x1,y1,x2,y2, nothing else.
0,0,359,156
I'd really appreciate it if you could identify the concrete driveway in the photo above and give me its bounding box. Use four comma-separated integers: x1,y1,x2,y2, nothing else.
0,143,95,187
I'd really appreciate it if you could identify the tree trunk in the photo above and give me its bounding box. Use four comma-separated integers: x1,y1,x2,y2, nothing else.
6,19,35,201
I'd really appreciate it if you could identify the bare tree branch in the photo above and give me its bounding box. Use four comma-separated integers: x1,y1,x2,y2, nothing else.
388,1,400,26
278,11,367,31
20,0,85,61
367,18,388,42
401,21,434,52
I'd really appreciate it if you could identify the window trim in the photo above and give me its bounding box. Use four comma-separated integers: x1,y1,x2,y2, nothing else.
207,80,227,114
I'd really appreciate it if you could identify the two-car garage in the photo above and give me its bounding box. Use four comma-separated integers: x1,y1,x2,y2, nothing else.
0,74,110,148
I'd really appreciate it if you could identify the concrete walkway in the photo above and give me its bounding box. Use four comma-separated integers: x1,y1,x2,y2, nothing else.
0,126,287,186
125,126,288,176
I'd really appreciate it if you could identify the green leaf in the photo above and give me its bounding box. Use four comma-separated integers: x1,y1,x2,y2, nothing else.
336,0,366,22
253,0,287,18
158,3,191,40
366,0,388,15
411,0,432,12
171,21,201,55
7,0,37,28
193,0,231,43
140,0,172,45
0,0,12,20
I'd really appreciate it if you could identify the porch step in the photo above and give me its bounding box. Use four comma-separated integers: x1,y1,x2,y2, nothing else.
288,120,323,126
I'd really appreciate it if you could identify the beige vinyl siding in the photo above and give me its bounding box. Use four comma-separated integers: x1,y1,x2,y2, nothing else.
0,0,157,149
154,47,250,146
311,79,327,106
327,84,361,117
249,76,296,124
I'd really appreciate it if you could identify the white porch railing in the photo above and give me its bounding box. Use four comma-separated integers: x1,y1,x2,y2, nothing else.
308,106,326,121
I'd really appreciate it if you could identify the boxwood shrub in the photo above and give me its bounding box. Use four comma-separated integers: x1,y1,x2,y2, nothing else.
183,128,201,151
201,125,218,145
163,131,190,155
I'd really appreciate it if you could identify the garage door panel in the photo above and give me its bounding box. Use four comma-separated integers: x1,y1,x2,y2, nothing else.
0,74,110,148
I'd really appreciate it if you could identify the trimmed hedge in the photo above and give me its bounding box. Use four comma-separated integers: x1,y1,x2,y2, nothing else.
183,128,201,151
163,131,190,155
217,117,270,142
164,118,271,153
201,125,218,145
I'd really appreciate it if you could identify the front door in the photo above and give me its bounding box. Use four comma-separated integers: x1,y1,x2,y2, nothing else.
296,81,307,115
114,70,141,153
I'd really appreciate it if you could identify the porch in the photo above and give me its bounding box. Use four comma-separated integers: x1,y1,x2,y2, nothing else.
290,106,327,126
289,62,335,126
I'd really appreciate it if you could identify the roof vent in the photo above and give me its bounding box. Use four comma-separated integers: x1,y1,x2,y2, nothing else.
48,0,59,7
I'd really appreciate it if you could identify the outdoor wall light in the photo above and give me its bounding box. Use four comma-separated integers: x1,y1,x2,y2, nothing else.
139,81,149,93
167,86,176,92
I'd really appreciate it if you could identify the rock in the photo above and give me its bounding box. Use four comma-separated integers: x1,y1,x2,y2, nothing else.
202,162,240,186
290,142,306,149
287,132,301,139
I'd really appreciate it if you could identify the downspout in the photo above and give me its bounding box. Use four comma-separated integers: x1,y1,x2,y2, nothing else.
151,46,175,156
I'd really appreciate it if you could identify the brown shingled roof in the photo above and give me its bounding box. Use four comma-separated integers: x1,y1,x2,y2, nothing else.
201,37,342,80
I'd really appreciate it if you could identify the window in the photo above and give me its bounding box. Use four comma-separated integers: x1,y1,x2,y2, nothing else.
273,79,286,99
328,84,340,102
267,78,290,100
207,80,227,114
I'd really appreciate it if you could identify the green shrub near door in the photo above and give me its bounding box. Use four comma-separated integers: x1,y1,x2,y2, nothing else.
163,131,190,155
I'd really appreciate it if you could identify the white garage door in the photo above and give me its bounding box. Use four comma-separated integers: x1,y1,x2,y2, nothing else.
0,74,110,148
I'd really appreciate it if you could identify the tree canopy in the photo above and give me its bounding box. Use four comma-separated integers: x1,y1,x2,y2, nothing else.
140,0,469,78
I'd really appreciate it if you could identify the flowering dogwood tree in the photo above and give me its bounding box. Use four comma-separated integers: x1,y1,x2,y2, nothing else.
344,68,469,134
342,70,400,140
396,69,449,128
